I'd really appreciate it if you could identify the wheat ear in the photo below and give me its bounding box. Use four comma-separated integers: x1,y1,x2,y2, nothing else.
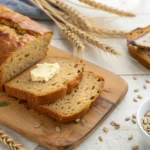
67,24,120,55
0,130,25,150
31,0,120,55
92,27,128,38
61,27,85,52
79,0,135,17
47,0,91,30
31,0,85,53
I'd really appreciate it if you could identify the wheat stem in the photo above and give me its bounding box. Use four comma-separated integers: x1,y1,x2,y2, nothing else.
31,0,63,27
40,0,64,16
67,24,120,55
40,0,77,26
79,0,135,17
47,0,91,30
0,130,25,150
92,27,128,38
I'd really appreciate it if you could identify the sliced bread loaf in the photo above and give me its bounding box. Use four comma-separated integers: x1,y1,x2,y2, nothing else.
127,26,150,69
0,5,53,89
5,57,84,107
36,71,104,123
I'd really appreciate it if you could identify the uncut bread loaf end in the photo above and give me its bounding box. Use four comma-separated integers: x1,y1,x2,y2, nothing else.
0,5,53,90
37,71,104,123
5,57,84,107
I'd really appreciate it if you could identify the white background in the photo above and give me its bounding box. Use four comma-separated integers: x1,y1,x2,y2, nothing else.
0,0,150,149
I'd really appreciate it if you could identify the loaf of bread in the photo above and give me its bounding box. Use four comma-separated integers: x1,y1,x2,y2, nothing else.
0,5,53,90
5,57,84,107
37,71,104,123
127,26,150,69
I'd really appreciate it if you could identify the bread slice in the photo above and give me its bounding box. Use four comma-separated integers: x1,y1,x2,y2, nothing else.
36,71,104,123
5,57,84,107
127,26,150,69
0,5,53,90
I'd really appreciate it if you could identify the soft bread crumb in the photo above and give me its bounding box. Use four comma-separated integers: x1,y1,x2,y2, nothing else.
38,72,104,123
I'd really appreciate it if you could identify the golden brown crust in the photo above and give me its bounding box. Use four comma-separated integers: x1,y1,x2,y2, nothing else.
0,5,51,35
0,66,3,91
128,45,150,69
37,73,104,123
5,72,83,107
5,85,68,108
127,26,150,69
127,26,150,41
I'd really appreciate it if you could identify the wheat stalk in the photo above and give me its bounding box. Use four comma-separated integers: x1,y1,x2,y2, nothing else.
47,0,91,30
58,13,128,38
39,0,63,15
40,0,128,38
31,0,120,55
79,0,135,17
92,27,128,38
0,130,25,150
61,27,85,52
67,24,120,55
32,0,85,53
40,0,76,25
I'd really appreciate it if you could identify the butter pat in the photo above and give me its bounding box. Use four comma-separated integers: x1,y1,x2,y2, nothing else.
30,63,60,82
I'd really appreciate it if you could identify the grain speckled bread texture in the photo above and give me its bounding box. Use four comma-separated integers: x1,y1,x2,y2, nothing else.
127,26,150,69
37,71,104,123
5,57,84,107
0,5,53,90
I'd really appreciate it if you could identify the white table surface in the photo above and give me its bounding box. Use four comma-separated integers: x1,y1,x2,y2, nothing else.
1,0,150,150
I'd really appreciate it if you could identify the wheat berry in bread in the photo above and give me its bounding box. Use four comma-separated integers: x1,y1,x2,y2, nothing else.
5,57,84,107
37,71,104,123
0,5,53,90
127,26,150,69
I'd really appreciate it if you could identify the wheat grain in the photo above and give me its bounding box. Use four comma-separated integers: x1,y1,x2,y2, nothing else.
92,27,128,38
0,130,25,150
79,0,135,17
58,12,80,27
47,0,91,30
67,24,120,55
61,27,85,52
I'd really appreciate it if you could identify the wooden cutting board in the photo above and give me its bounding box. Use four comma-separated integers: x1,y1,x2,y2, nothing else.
0,46,128,150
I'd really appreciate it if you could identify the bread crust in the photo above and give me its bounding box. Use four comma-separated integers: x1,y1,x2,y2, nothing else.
37,72,104,123
0,5,53,89
128,45,150,69
127,26,150,69
0,5,51,35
